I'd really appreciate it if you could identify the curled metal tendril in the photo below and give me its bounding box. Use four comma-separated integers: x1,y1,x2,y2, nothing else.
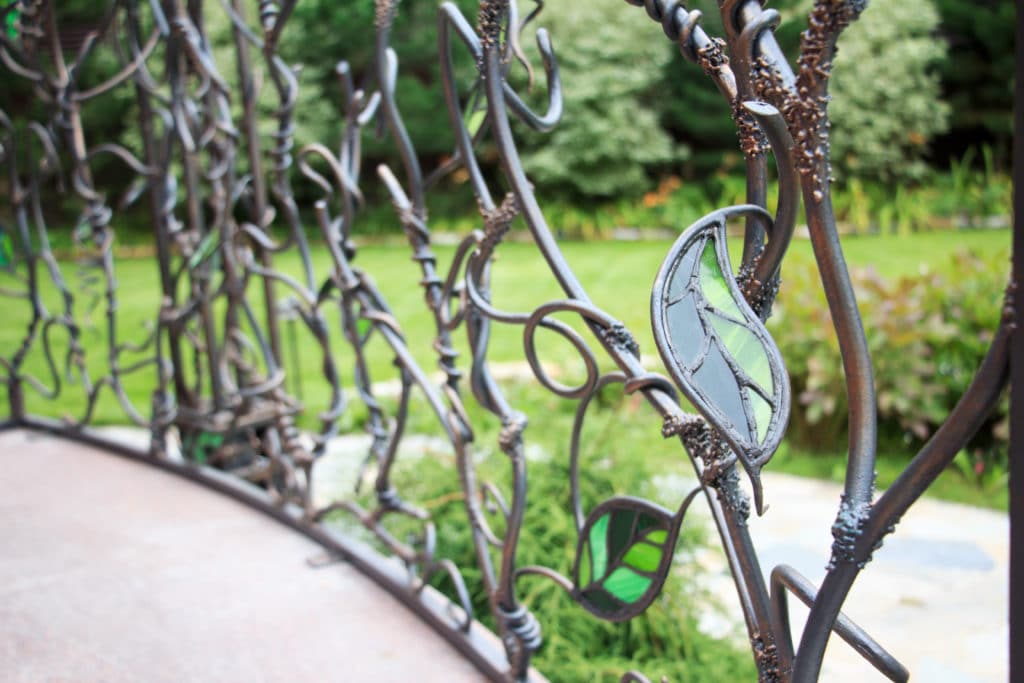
0,2,1011,682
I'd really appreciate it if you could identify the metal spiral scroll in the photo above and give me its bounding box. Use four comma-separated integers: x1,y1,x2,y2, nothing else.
0,1,1013,682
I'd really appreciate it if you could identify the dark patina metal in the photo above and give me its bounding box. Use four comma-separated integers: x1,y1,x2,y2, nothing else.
0,1,1015,682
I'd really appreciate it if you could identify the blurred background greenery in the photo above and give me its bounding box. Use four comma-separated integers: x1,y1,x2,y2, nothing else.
1,0,1013,501
4,0,1012,237
3,0,1011,472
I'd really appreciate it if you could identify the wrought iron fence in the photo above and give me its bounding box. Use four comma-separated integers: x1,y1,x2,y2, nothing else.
0,1,1015,681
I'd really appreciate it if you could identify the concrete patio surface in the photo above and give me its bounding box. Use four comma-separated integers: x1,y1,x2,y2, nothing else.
0,429,485,683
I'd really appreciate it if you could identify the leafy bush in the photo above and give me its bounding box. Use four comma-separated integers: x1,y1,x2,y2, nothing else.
772,247,1009,461
829,0,951,184
518,4,684,200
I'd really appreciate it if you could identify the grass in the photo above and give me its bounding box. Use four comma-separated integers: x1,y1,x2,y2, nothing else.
0,226,1012,512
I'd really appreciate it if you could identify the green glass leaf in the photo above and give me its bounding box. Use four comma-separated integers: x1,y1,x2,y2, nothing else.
187,431,223,465
747,387,772,445
580,587,619,614
699,240,743,320
188,231,220,269
645,529,668,544
589,512,609,583
604,567,652,603
0,230,12,269
579,539,591,586
573,497,678,622
635,513,661,535
623,542,662,572
708,312,773,392
5,7,18,39
651,208,792,488
464,108,486,138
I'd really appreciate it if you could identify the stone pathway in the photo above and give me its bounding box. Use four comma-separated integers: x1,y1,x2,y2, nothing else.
676,472,1009,682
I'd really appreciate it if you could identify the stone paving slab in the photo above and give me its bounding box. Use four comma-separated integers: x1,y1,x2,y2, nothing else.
687,472,1009,682
0,430,486,683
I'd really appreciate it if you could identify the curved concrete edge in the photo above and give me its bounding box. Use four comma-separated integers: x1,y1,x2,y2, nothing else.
7,417,548,683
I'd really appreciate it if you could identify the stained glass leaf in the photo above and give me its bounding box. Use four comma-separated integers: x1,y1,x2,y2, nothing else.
184,430,223,465
188,231,220,269
651,207,791,508
708,312,772,393
5,6,18,39
699,240,743,320
0,229,12,269
464,108,486,138
573,497,678,622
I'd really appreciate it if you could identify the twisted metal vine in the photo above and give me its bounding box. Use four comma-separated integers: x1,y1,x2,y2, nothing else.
0,1,1013,682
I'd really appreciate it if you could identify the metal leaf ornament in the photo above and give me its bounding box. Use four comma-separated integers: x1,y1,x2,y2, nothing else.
572,497,680,622
651,206,790,510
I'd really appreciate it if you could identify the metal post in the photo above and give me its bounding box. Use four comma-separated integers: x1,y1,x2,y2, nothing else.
1010,1,1024,679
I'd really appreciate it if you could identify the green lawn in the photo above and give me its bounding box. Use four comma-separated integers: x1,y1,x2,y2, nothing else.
0,227,1012,509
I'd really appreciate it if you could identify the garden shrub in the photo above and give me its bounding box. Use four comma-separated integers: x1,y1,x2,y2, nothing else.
517,3,683,200
772,247,1009,461
384,384,756,682
829,0,951,184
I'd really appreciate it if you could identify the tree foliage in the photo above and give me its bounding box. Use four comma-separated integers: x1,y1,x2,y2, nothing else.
828,0,950,184
3,0,1008,223
284,0,478,164
517,3,683,200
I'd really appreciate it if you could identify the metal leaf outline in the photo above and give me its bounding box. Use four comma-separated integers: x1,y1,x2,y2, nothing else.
571,496,680,622
650,206,791,481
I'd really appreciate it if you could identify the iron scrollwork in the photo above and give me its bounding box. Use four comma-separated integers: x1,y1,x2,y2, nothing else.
0,1,1013,682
